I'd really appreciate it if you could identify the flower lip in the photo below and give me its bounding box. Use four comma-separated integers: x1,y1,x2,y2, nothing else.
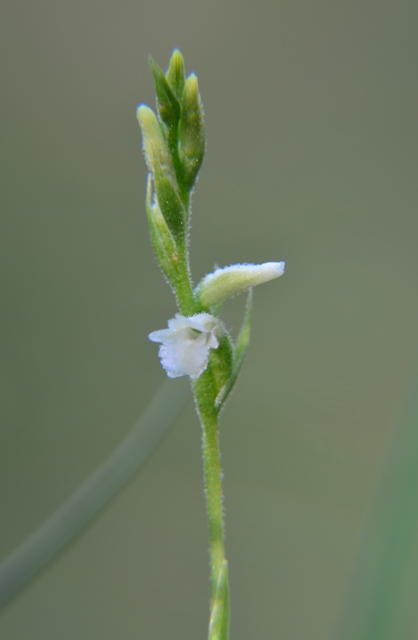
149,313,221,379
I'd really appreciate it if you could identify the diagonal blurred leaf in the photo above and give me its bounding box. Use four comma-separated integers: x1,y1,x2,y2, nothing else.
0,378,190,610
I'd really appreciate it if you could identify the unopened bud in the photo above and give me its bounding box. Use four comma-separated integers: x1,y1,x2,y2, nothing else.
137,105,175,182
166,49,185,101
195,262,285,308
178,73,205,188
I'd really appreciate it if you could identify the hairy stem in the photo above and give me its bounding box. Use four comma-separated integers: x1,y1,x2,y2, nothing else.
174,246,197,316
193,370,230,639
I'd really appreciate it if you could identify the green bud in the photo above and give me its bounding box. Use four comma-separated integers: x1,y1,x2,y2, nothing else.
178,73,206,188
145,175,180,286
148,56,180,128
165,49,185,101
195,262,285,308
137,105,175,182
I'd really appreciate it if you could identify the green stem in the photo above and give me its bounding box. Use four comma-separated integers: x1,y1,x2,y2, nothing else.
174,243,200,317
201,409,225,595
193,370,230,640
174,260,196,316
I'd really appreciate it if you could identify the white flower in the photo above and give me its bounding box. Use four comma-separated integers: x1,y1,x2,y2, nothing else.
149,313,221,379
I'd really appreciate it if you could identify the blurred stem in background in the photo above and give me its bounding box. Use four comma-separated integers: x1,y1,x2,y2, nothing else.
335,363,418,640
0,379,190,610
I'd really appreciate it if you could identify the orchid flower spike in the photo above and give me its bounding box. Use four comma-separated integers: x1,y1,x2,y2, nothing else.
140,51,287,640
149,313,222,379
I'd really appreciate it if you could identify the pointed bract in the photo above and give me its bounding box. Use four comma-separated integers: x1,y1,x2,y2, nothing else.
215,289,252,409
149,56,180,128
153,168,187,242
145,174,180,287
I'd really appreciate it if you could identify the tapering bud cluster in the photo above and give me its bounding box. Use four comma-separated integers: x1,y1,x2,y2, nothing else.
137,49,206,294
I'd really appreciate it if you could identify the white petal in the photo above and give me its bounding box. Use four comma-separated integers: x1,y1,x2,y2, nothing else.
159,334,210,378
167,314,191,331
207,331,219,349
149,328,172,343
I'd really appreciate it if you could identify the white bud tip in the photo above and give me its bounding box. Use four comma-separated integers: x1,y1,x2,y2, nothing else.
137,103,150,118
258,261,286,278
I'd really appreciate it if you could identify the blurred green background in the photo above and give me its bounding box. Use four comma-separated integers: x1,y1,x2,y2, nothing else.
1,0,418,638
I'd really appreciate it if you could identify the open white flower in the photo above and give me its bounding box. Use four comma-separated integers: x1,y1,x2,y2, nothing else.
149,313,221,379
